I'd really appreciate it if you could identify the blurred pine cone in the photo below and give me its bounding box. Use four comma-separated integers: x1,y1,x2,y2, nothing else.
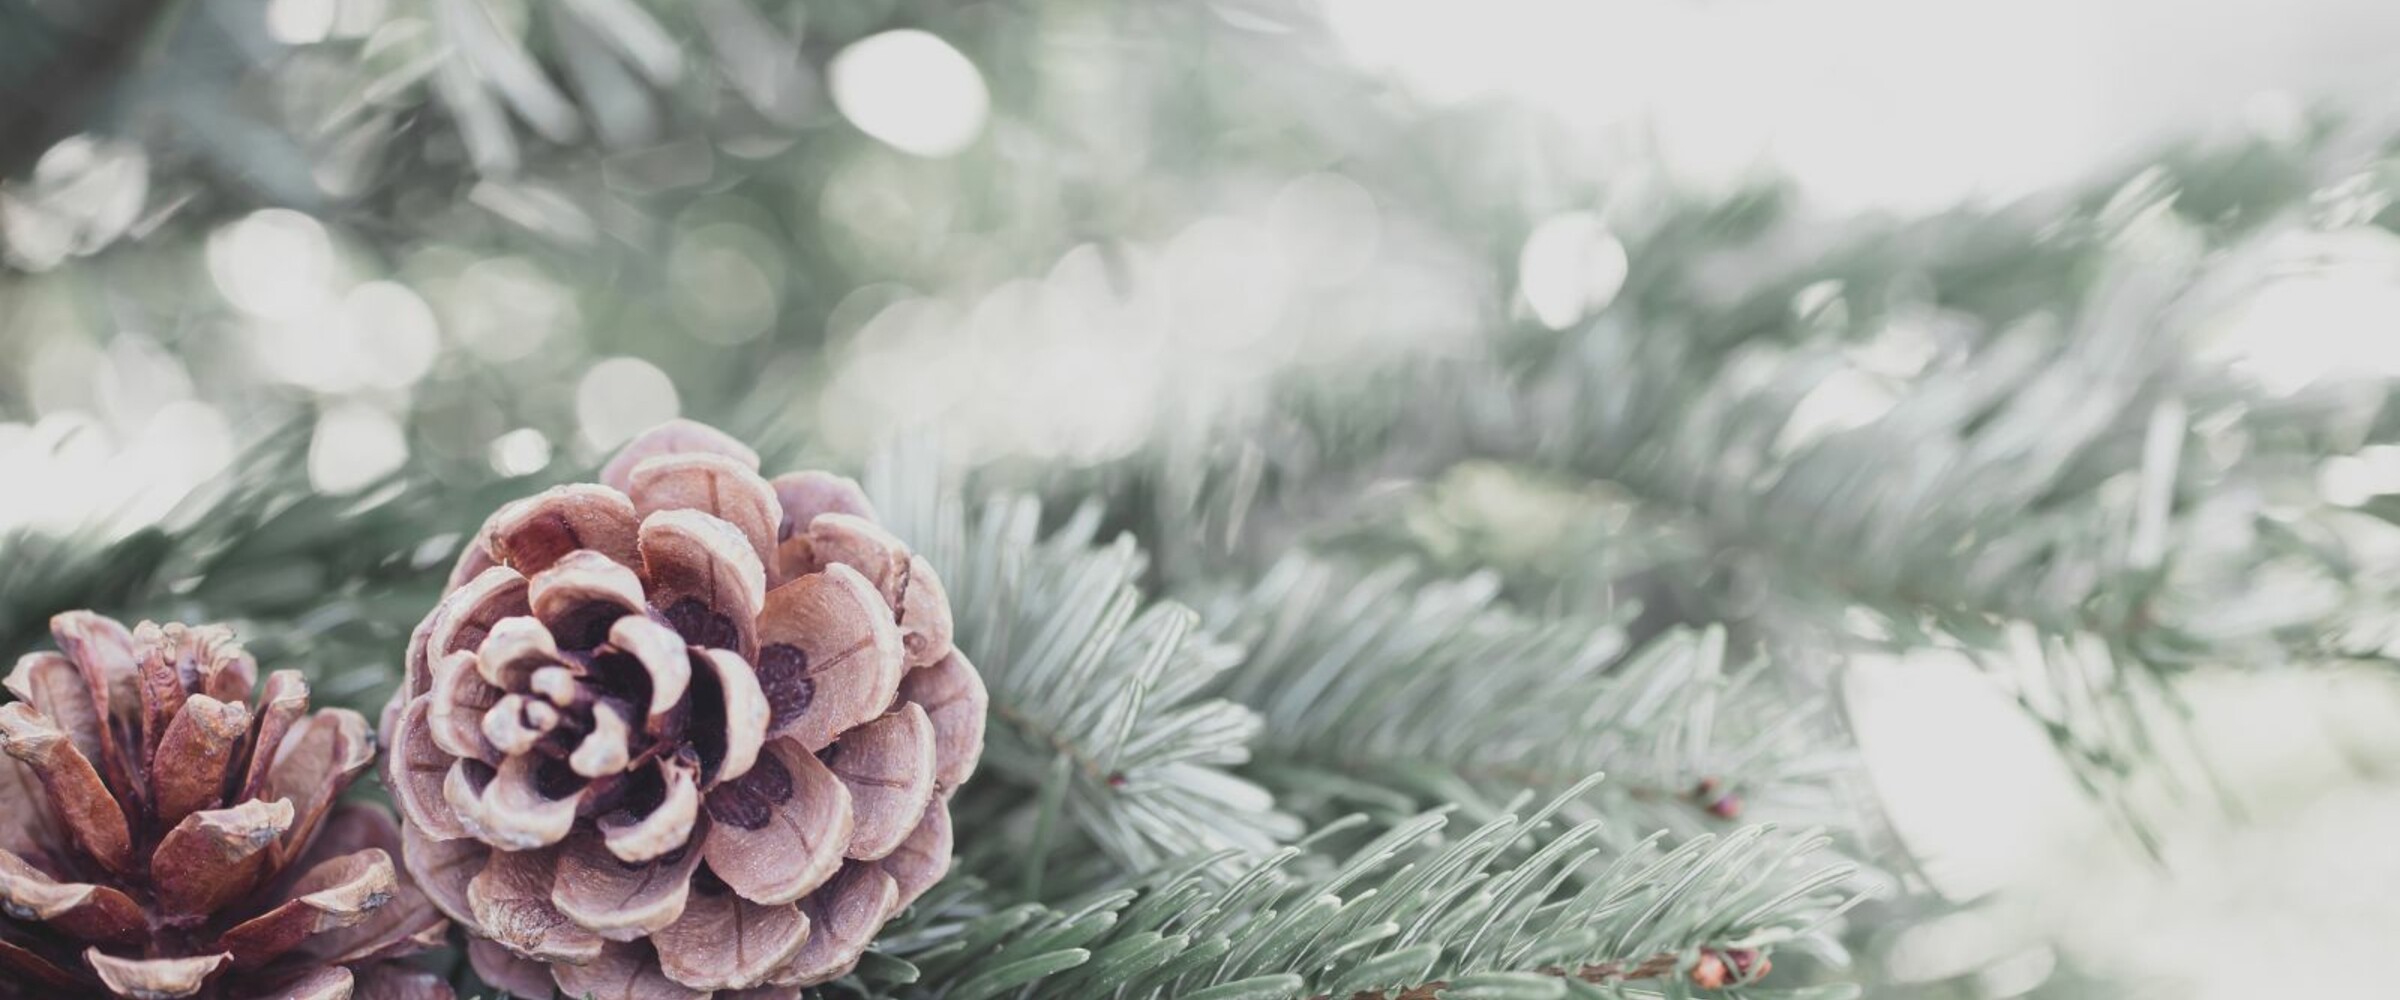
385,420,986,998
0,613,452,999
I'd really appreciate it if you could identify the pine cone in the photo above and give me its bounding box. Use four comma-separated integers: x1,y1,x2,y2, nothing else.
0,613,453,1000
385,420,986,998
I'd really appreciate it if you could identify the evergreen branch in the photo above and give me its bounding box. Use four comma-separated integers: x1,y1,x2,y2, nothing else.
1200,555,1859,842
882,779,1862,1000
863,448,1301,873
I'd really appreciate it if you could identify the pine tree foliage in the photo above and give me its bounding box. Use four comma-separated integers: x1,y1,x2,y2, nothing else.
1075,161,2398,839
16,1,2400,997
842,451,1864,995
876,781,1860,1000
864,448,1303,872
1201,557,1856,844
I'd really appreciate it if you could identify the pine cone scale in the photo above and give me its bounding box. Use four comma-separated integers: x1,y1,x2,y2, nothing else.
463,847,603,965
548,829,700,939
647,884,806,991
753,564,904,751
551,941,707,1000
0,701,136,873
5,652,106,776
389,420,986,996
0,848,144,942
697,740,851,906
84,947,229,999
47,612,145,802
148,694,248,830
826,704,937,861
149,798,291,918
215,848,397,970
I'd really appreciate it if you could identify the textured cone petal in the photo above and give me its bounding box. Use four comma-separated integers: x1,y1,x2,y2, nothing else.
147,694,250,830
131,623,188,761
467,937,560,1000
86,949,230,999
773,865,899,988
793,515,909,598
879,797,952,913
478,694,561,758
446,506,503,593
609,617,691,729
0,756,63,858
216,849,398,969
0,703,134,874
476,617,565,691
308,896,448,968
900,651,986,792
0,848,144,942
351,965,456,1000
425,568,533,675
770,471,877,540
400,821,488,932
467,847,604,965
136,621,247,763
426,653,502,762
551,828,704,939
290,806,449,967
894,555,955,670
237,671,311,804
189,628,257,708
553,940,708,1000
651,887,808,992
242,965,352,1000
630,452,784,576
599,755,701,863
0,935,83,991
151,798,294,917
694,647,769,786
701,740,853,905
529,550,646,650
570,700,634,778
769,471,877,586
447,755,579,850
388,696,472,842
640,508,768,660
264,708,374,863
829,704,936,861
5,652,106,777
795,517,950,667
601,419,762,494
755,564,905,751
402,619,436,701
486,483,642,577
50,611,144,804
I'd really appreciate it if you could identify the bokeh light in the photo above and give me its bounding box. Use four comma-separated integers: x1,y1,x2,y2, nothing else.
1517,212,1629,330
829,30,991,158
576,356,681,452
308,401,408,494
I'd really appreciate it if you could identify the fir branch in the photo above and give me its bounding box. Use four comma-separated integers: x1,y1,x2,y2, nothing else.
863,448,1301,873
1195,555,1860,843
882,780,1861,1000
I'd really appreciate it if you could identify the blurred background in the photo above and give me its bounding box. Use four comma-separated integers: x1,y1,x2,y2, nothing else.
8,1,2400,997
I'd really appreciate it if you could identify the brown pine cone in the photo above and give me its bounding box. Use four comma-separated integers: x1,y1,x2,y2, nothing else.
384,420,986,999
0,613,453,1000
